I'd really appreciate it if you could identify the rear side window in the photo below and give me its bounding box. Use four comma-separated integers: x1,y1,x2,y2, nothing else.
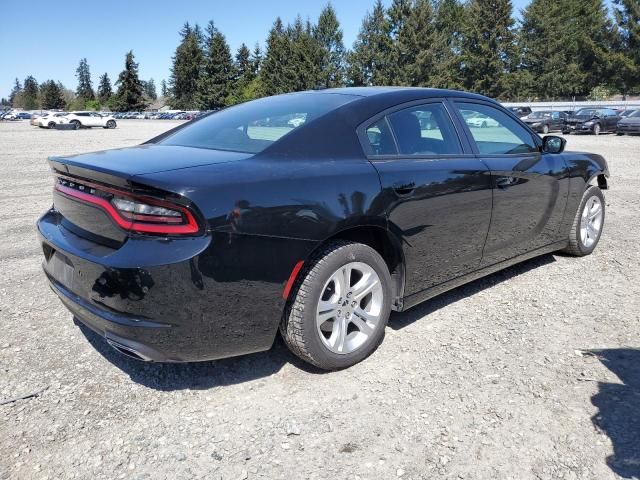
456,102,537,155
387,103,462,155
160,93,358,154
364,118,397,155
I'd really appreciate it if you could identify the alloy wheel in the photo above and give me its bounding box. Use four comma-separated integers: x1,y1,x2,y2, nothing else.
580,196,603,248
315,262,384,355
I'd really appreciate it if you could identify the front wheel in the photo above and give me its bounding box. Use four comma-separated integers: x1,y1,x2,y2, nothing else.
561,186,605,256
542,124,550,134
280,241,392,370
70,120,81,130
593,123,601,135
105,120,116,129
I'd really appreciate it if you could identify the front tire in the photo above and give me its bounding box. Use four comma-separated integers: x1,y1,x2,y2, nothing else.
106,120,116,129
561,186,605,256
70,120,81,130
593,123,601,135
542,124,550,134
280,241,392,370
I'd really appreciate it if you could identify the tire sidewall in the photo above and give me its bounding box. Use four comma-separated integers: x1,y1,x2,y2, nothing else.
575,186,605,255
294,244,392,369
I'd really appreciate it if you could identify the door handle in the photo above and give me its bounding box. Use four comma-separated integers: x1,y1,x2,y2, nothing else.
393,182,416,196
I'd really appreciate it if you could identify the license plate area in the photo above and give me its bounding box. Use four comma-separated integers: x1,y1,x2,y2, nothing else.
50,251,75,288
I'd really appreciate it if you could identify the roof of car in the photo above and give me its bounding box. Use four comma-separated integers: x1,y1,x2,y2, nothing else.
305,86,494,102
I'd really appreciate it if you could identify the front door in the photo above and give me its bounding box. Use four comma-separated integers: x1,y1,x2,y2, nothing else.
452,101,569,266
362,101,493,295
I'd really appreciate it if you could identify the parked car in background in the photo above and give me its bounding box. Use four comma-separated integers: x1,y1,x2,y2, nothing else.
522,110,567,134
15,112,32,120
619,109,638,118
616,110,640,136
31,112,50,126
563,108,621,135
508,106,532,118
66,111,117,129
37,112,69,128
37,87,609,370
464,112,500,128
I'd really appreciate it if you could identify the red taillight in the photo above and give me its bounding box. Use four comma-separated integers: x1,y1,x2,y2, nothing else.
54,178,200,235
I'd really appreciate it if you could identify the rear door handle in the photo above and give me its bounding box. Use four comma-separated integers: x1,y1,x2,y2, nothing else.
393,182,416,196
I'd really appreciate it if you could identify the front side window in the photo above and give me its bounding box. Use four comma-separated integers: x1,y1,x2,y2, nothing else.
456,102,537,155
386,103,461,155
160,93,358,154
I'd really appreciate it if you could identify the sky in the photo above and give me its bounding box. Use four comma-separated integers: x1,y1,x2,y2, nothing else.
0,0,533,99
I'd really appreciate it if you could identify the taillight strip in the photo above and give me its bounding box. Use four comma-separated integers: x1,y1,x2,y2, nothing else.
54,184,199,235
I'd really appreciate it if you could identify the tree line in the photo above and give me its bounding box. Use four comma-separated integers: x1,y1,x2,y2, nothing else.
4,51,156,111
4,0,639,111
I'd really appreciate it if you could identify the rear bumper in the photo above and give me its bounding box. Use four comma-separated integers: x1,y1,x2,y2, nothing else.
37,208,308,362
617,125,640,135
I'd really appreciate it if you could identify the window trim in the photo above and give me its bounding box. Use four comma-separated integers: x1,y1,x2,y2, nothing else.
356,98,474,160
450,99,543,157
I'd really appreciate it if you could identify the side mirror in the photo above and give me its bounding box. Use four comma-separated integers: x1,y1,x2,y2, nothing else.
542,135,566,154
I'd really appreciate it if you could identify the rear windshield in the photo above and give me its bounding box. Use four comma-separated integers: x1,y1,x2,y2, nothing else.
159,93,357,154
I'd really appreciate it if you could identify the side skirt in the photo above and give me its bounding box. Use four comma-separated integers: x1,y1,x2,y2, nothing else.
401,241,568,311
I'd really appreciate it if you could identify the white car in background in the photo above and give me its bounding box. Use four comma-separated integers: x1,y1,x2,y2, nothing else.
464,113,500,128
66,111,117,129
37,112,69,128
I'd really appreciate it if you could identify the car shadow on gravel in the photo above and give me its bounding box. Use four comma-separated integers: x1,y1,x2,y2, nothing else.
78,323,324,391
588,348,640,479
388,253,556,330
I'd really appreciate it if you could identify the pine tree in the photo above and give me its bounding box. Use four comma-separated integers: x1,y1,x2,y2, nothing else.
196,21,234,109
460,0,516,98
22,76,39,109
97,73,113,103
160,79,169,97
430,0,465,89
145,78,158,100
113,51,147,112
347,0,394,86
235,43,252,81
387,0,412,85
314,3,346,88
75,58,95,101
251,43,263,76
8,78,21,106
40,80,66,110
261,18,295,95
169,22,204,109
287,16,322,91
613,0,640,94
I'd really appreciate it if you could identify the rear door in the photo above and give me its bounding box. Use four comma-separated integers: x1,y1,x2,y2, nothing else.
452,100,568,266
360,100,492,295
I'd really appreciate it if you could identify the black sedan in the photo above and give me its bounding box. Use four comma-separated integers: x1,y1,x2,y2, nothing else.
522,110,567,134
563,108,621,135
37,88,609,370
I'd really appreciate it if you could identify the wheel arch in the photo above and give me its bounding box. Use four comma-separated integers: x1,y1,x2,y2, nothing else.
302,225,406,311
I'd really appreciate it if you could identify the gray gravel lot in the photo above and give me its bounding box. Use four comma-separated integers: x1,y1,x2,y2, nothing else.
0,120,638,480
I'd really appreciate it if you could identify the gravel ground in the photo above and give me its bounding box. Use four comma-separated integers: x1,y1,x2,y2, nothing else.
0,120,638,480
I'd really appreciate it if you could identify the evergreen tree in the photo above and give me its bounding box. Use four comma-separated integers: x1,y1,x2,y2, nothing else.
75,58,95,101
113,51,147,112
8,78,21,106
22,76,39,109
145,78,158,100
197,21,234,109
40,80,66,110
251,43,263,76
97,73,113,103
387,0,412,85
169,22,204,109
287,17,322,91
347,0,394,86
160,79,169,97
314,3,346,88
261,18,295,95
235,43,252,81
613,0,640,94
430,0,465,89
460,0,516,98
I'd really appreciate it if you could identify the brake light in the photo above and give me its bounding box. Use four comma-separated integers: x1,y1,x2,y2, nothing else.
54,177,200,235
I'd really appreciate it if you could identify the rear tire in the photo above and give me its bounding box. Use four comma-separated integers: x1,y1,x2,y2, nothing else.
106,120,116,129
280,241,392,370
48,122,56,129
70,120,80,130
561,186,605,256
542,124,550,134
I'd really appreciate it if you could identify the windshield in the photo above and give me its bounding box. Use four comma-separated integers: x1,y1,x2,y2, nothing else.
159,93,357,154
575,109,599,117
528,111,550,119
